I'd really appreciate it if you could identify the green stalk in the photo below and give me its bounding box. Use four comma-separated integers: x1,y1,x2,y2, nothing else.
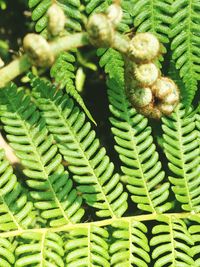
0,33,89,88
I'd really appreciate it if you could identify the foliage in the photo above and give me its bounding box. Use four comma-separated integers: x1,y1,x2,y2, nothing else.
0,0,200,266
28,0,82,34
130,0,200,107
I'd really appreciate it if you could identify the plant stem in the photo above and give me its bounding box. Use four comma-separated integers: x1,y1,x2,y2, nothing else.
0,212,199,238
0,31,130,88
0,33,89,88
0,55,31,88
50,32,89,56
112,32,130,54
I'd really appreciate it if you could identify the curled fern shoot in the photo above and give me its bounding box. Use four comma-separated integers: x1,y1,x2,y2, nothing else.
162,104,200,212
30,76,128,219
0,84,84,226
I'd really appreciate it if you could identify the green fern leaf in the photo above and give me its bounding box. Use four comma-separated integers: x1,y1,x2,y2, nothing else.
196,111,200,142
0,148,34,232
0,84,84,226
50,52,96,124
108,78,171,213
84,0,132,32
151,215,195,266
30,76,128,219
170,0,200,106
65,225,109,266
0,237,15,266
189,216,200,266
98,48,171,213
28,0,82,34
162,104,200,212
84,0,111,14
110,220,150,266
15,231,65,266
131,0,172,50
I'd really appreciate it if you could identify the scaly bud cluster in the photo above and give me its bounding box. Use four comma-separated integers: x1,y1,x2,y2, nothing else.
23,34,54,67
87,4,122,47
125,33,179,119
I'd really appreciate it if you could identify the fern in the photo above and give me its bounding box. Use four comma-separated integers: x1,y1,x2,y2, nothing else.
162,104,200,212
50,52,96,124
30,76,128,219
84,0,132,32
28,0,82,34
131,0,172,51
0,148,34,231
189,216,200,266
1,1,200,265
170,0,200,106
110,220,150,266
65,225,110,266
84,0,111,15
97,47,171,213
150,215,195,266
0,237,15,266
15,231,65,266
0,84,84,226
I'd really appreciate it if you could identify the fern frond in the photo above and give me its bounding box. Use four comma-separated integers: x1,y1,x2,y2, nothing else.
28,0,82,34
84,0,132,32
65,225,109,266
170,0,200,106
108,78,171,213
162,104,200,212
110,220,150,266
50,52,96,124
151,216,195,266
196,111,200,142
189,216,200,266
30,76,128,219
0,237,15,266
51,51,76,90
98,47,171,213
0,84,84,226
97,48,124,85
131,0,172,48
0,148,34,232
84,0,111,15
15,232,65,266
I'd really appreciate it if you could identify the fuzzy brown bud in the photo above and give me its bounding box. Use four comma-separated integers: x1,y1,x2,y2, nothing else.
129,87,153,108
129,33,160,63
87,13,114,47
134,63,160,86
23,34,54,67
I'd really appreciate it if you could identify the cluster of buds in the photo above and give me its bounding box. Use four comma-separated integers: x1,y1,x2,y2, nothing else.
87,4,179,119
87,3,123,47
125,32,179,119
22,2,179,119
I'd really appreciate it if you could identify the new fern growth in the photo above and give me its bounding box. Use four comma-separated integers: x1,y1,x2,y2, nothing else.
0,1,200,266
